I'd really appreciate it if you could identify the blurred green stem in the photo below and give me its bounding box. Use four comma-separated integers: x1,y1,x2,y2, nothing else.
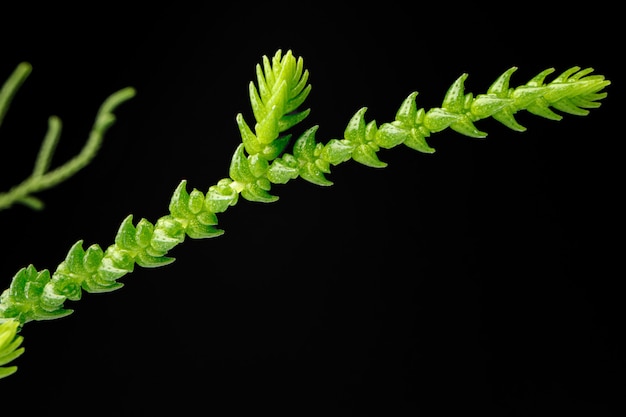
0,61,135,211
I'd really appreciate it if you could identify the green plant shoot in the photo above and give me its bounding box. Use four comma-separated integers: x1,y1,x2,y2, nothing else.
0,49,610,378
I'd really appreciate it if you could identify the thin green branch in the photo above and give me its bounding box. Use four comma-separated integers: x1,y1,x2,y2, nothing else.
0,62,32,128
32,115,62,178
0,84,136,211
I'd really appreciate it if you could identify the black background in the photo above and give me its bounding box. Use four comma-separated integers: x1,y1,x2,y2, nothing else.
0,2,622,416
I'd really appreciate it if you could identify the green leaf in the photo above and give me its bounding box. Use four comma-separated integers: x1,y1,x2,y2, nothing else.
470,94,514,119
376,123,409,149
394,92,419,125
83,244,105,272
486,66,517,96
277,108,310,132
135,253,176,268
56,254,81,280
404,129,435,154
260,134,292,161
450,117,487,138
255,98,283,144
206,179,239,213
229,144,256,183
344,107,368,144
321,139,354,165
291,126,333,185
115,215,141,252
441,73,468,113
185,220,224,239
491,108,526,132
50,271,83,301
267,157,299,184
352,144,387,168
150,216,185,253
300,163,333,186
236,113,262,155
423,108,460,133
241,183,279,203
291,125,317,161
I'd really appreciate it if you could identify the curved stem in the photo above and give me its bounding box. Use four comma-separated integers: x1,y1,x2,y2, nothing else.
0,86,136,211
0,62,32,128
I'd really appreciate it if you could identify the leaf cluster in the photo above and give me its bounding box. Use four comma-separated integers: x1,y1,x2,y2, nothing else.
0,319,23,379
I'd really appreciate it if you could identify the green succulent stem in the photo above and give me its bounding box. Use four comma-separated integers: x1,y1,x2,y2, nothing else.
0,50,610,378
